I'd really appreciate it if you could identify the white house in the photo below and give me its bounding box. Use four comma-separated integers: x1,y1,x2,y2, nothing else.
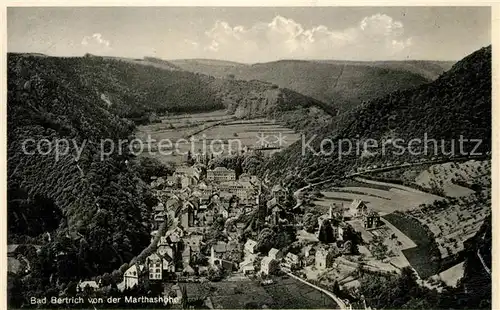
244,239,258,254
158,244,174,259
207,167,236,183
121,264,141,291
147,253,163,280
268,248,283,260
77,280,100,292
282,252,300,270
315,248,335,270
260,257,279,275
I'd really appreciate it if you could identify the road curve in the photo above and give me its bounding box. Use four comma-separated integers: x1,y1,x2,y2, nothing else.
283,270,348,310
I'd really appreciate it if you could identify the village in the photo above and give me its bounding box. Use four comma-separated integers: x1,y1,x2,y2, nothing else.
61,148,425,307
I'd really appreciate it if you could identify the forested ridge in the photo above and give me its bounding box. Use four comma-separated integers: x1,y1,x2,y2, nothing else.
8,54,333,126
171,58,453,113
8,54,158,298
260,46,492,189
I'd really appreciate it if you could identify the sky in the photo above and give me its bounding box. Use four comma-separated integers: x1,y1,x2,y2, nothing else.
8,7,491,63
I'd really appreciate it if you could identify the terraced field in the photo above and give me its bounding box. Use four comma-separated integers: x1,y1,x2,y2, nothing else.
314,178,443,215
136,111,301,164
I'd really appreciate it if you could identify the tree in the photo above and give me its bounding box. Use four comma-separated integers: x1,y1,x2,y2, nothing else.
223,244,243,264
207,267,224,282
371,236,388,260
342,225,362,254
318,220,335,243
303,212,320,233
256,228,276,253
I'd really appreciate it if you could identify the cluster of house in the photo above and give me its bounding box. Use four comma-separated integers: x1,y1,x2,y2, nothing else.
150,165,264,233
78,163,388,294
236,239,340,279
103,164,271,291
114,224,226,292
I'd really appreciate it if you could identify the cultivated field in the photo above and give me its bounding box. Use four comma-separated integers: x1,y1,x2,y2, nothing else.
313,178,442,215
430,262,465,287
136,111,301,164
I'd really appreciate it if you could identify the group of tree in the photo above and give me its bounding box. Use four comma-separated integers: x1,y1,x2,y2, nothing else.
255,224,297,254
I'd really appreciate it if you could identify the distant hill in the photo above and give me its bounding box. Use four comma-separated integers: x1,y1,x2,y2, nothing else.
171,58,247,68
170,58,454,113
257,46,491,189
315,59,454,80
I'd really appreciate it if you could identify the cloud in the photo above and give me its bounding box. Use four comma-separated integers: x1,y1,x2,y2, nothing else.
81,33,111,48
198,14,413,62
183,39,199,48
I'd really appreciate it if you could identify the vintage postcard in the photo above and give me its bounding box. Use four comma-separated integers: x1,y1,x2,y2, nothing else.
5,3,495,309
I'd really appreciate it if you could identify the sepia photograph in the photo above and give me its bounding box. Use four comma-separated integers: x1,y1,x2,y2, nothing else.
6,5,493,309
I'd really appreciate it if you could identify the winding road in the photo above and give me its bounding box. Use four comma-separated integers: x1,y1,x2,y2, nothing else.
283,270,348,310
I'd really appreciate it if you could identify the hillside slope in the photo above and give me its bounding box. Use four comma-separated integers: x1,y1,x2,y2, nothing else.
8,54,156,285
10,54,333,128
170,59,454,113
259,46,491,189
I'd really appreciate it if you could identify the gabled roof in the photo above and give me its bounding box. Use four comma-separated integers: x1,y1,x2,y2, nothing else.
269,248,281,256
245,239,257,248
125,264,138,275
213,167,231,172
183,264,195,274
147,253,161,261
79,281,99,289
367,210,379,217
163,257,172,265
350,199,366,210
